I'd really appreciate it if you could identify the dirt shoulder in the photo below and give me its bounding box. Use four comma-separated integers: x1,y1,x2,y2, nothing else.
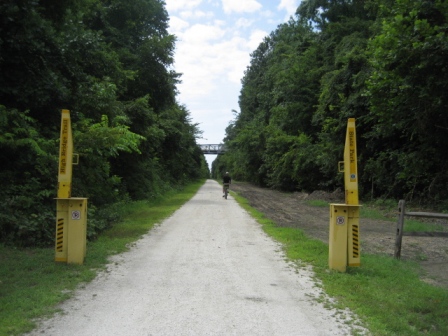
231,181,448,289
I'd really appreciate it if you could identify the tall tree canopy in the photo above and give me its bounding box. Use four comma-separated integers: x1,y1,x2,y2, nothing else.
0,0,209,246
214,0,448,202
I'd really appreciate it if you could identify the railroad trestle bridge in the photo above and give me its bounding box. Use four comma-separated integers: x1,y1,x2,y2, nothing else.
199,144,226,155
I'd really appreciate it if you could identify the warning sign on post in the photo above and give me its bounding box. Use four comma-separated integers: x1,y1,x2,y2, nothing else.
71,210,81,220
336,216,345,225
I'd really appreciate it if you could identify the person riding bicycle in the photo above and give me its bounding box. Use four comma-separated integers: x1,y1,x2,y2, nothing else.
222,172,231,197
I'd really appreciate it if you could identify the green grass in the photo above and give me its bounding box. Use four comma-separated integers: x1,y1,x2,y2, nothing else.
233,192,448,336
0,180,205,336
360,205,393,221
404,219,447,233
361,200,448,233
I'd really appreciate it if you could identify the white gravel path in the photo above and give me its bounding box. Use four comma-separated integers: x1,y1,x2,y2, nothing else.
28,180,361,336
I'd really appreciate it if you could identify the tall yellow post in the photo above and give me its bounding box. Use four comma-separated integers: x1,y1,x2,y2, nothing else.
55,109,87,264
329,118,361,271
58,110,73,199
344,119,361,267
344,119,359,206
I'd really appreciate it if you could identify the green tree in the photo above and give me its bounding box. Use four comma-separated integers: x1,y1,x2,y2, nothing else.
0,106,56,245
365,0,448,199
0,0,208,246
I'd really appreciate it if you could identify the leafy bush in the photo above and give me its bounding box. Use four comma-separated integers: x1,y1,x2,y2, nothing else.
0,0,209,247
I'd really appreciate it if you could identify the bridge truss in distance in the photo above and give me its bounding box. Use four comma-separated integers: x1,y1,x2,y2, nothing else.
199,144,226,155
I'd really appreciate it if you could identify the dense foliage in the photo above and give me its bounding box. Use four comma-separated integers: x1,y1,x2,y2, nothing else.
213,0,448,203
0,0,209,246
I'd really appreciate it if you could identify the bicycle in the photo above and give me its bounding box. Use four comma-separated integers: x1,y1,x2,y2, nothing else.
223,183,230,199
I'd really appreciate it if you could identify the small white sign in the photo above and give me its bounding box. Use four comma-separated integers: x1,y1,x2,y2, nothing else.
71,210,81,220
336,216,345,225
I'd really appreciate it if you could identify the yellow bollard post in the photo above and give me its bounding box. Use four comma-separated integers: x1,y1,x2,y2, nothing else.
344,119,359,206
55,110,73,262
329,204,348,272
55,199,69,262
55,109,87,264
347,206,361,267
66,198,88,264
345,119,361,267
58,109,73,199
329,118,361,271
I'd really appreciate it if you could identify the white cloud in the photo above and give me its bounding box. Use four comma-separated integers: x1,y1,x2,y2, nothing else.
182,24,225,44
278,0,300,18
173,22,254,100
248,29,268,50
221,0,262,14
209,36,251,83
169,16,189,34
165,0,203,12
235,18,254,29
166,0,298,147
179,10,214,20
214,19,226,27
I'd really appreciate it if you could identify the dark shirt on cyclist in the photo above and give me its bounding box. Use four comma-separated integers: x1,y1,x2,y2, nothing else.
223,174,231,184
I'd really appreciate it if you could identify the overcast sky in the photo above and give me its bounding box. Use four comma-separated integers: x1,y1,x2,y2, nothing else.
165,0,301,167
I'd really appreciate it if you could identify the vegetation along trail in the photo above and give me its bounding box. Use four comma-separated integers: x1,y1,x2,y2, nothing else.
27,180,360,336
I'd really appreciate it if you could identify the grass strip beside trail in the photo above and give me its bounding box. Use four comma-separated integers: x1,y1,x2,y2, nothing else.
233,192,448,336
0,180,205,336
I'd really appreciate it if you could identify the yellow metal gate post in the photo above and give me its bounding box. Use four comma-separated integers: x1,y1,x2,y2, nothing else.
55,109,87,265
329,118,361,272
329,204,348,272
66,198,87,264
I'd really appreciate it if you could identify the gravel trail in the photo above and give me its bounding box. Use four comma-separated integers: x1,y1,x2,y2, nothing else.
28,180,359,336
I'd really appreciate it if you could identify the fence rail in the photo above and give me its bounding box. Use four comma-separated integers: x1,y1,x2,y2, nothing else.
394,199,448,259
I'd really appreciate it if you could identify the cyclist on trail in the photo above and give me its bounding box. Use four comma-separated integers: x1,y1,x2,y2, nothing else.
222,172,231,197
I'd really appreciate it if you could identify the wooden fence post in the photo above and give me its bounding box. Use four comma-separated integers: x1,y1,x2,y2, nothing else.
394,199,405,259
